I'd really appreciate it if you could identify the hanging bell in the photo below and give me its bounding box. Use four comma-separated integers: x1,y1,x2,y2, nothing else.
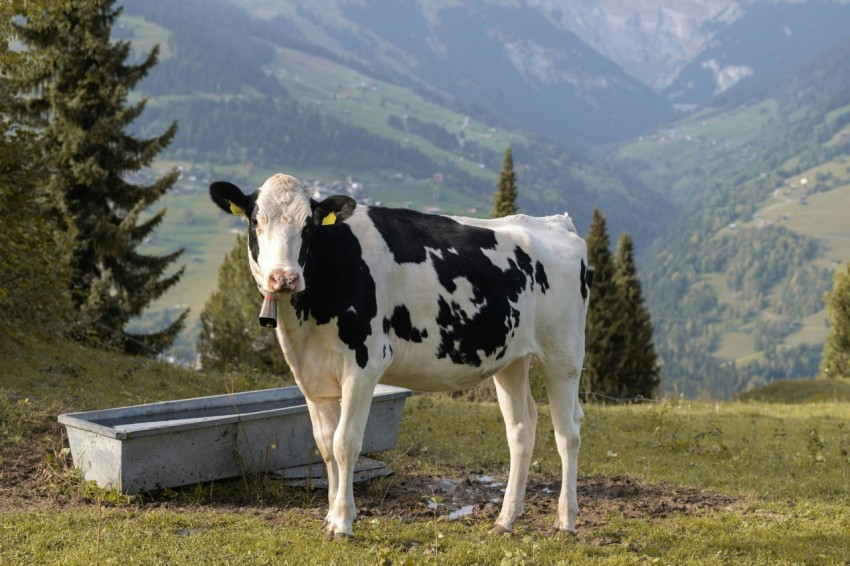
259,293,278,328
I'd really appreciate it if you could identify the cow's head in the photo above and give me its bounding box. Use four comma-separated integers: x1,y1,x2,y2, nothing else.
210,173,356,294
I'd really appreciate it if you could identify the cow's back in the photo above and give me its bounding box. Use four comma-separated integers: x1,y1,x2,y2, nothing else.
349,207,587,391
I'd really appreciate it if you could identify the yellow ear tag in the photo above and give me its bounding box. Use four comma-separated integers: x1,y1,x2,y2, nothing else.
322,211,337,226
228,200,246,217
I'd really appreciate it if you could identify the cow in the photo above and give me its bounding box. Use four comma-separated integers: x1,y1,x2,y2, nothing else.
209,173,590,540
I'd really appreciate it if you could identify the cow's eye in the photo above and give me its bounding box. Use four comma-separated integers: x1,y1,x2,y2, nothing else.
251,217,258,227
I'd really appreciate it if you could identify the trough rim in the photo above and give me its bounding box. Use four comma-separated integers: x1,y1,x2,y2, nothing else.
58,384,412,440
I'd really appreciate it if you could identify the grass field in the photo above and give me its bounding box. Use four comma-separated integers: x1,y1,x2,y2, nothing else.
616,100,779,197
2,333,850,564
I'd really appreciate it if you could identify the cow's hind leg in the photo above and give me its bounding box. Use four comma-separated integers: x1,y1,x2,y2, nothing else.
540,359,583,532
492,355,538,534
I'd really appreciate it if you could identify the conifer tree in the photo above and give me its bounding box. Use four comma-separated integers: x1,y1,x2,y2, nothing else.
11,0,185,354
492,146,518,218
613,232,660,398
1,1,74,337
198,235,290,376
583,209,626,400
820,262,850,379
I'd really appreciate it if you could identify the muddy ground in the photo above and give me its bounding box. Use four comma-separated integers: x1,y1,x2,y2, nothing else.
1,416,742,543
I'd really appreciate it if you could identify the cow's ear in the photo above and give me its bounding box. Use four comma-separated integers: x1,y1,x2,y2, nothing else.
210,181,250,218
312,195,356,226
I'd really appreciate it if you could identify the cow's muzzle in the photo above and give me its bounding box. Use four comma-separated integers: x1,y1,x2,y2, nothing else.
268,269,300,293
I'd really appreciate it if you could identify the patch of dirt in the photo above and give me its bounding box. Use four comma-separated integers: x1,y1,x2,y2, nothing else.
351,463,742,536
1,414,742,539
0,414,67,511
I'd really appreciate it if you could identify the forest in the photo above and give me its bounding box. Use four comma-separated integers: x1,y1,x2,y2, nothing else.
637,40,850,397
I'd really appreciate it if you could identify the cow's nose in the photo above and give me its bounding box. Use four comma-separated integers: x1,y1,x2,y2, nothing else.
269,270,299,292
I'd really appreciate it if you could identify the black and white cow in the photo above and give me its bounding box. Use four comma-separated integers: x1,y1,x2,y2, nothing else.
210,173,590,539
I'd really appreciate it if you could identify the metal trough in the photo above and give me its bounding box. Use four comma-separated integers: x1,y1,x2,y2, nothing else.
58,384,412,493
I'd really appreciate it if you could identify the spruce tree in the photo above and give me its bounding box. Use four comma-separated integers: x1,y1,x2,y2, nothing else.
492,146,518,218
583,209,626,400
198,235,290,376
820,262,850,379
1,0,74,337
613,232,660,398
11,0,186,355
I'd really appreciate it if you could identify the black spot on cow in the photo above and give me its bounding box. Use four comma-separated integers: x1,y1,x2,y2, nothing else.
368,207,536,367
246,196,261,263
534,261,550,294
580,259,592,301
209,182,260,262
514,247,534,280
368,208,498,264
292,220,376,369
384,305,428,343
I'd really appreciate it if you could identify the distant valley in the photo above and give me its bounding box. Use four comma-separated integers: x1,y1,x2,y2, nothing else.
118,0,850,397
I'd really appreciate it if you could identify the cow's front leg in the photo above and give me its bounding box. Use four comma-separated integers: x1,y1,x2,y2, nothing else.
325,375,379,540
305,397,341,527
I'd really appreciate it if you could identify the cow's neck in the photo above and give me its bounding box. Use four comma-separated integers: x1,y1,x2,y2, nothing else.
277,294,312,344
270,297,313,379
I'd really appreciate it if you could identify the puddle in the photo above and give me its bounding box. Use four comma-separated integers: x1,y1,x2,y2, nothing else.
447,504,475,520
476,475,504,488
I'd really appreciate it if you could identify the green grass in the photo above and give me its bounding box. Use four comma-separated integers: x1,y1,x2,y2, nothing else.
758,183,850,261
4,393,850,564
714,331,758,362
404,395,850,503
739,378,850,403
3,333,850,564
0,331,283,412
617,100,778,177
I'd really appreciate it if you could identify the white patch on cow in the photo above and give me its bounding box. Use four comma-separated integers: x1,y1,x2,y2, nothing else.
445,276,486,319
252,174,312,293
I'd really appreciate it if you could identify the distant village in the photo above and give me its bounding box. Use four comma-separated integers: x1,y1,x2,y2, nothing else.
127,164,467,215
126,165,370,204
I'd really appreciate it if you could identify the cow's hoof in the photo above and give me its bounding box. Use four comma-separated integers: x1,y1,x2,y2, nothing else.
325,530,354,541
550,526,577,539
489,524,512,536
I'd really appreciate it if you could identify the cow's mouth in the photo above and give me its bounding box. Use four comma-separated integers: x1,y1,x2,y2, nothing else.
268,270,301,293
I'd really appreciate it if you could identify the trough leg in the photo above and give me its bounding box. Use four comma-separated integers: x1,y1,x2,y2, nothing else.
325,376,378,540
492,355,537,534
541,363,583,532
305,397,341,526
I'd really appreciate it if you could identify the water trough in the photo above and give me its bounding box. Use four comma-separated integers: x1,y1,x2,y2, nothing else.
58,384,411,493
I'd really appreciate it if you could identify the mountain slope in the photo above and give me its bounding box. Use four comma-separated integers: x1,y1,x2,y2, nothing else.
663,2,850,106
228,0,674,145
616,36,850,397
118,0,676,362
531,0,743,91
